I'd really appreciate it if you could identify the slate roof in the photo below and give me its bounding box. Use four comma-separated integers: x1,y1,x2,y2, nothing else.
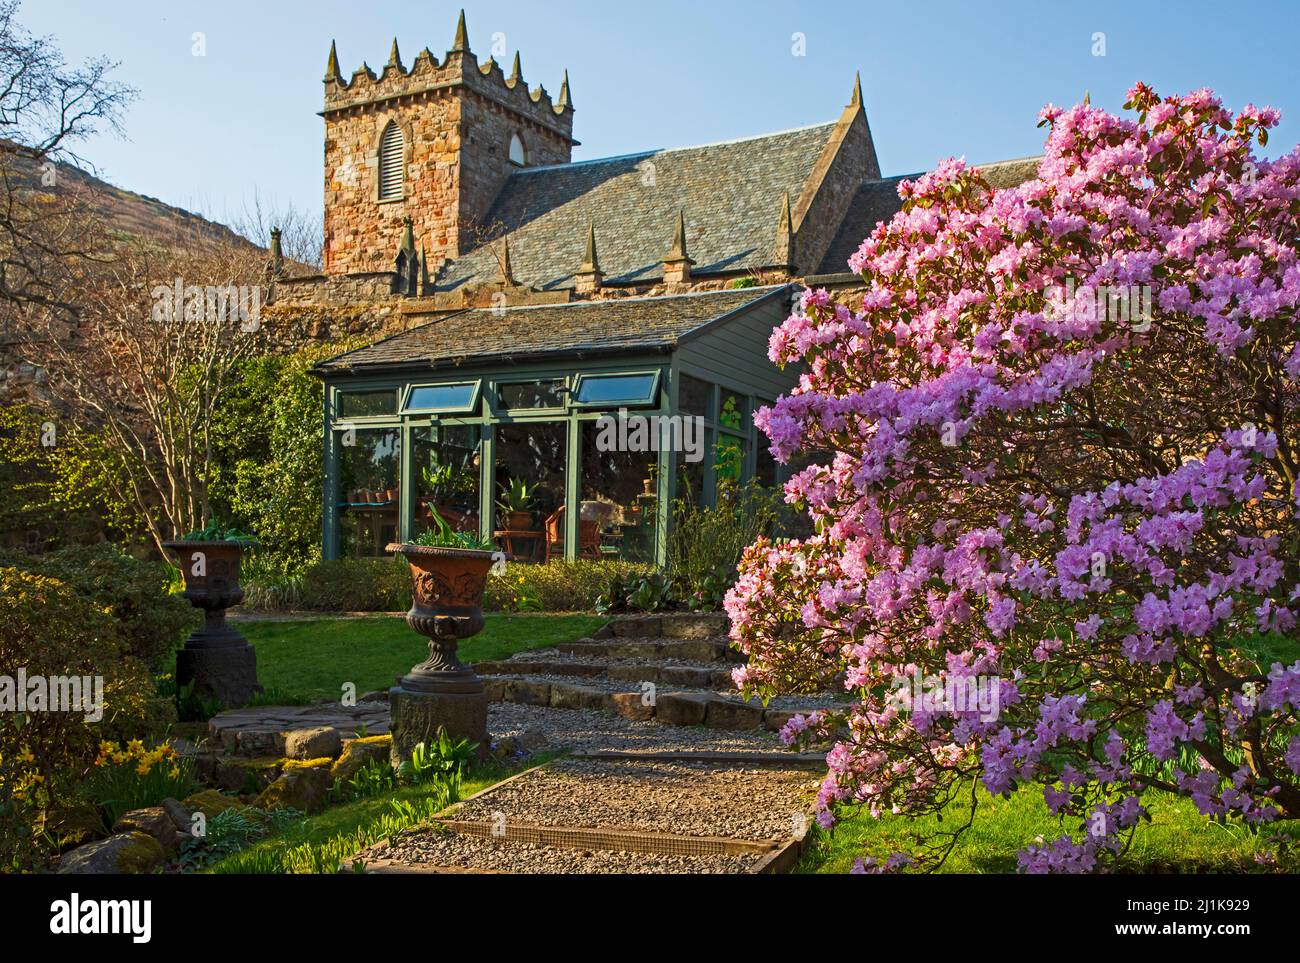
435,123,838,291
815,156,1043,274
316,284,793,373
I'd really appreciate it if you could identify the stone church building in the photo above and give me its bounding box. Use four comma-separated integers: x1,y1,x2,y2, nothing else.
279,12,1036,564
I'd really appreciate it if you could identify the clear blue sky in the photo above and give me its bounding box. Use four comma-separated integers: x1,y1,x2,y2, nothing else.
21,0,1300,234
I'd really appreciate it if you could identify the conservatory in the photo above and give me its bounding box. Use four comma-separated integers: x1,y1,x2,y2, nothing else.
312,285,798,565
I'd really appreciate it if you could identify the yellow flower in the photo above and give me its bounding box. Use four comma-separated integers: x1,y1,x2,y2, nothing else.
135,761,150,776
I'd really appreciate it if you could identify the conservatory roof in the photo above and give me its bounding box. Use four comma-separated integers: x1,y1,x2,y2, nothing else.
314,284,793,374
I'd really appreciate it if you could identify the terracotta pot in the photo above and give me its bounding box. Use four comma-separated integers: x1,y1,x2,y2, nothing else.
386,542,495,693
504,510,533,530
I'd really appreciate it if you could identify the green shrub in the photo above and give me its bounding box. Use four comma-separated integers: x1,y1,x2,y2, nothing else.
663,481,789,609
245,555,649,614
0,567,172,869
243,556,410,612
484,559,652,612
0,543,195,669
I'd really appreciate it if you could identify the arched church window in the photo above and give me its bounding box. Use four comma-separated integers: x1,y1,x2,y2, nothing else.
508,132,528,167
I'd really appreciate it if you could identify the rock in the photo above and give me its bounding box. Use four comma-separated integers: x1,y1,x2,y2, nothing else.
610,691,654,722
213,755,285,792
762,709,802,732
483,677,508,702
360,689,390,703
48,804,105,850
549,683,604,711
516,727,548,750
606,664,658,683
113,807,182,856
660,665,712,688
161,797,193,835
256,760,332,813
182,789,244,819
610,615,661,637
283,726,343,760
659,613,728,638
503,679,551,706
704,698,765,730
654,692,713,727
57,832,164,874
330,735,392,787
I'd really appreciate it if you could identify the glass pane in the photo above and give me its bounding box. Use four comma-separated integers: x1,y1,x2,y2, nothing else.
719,391,747,430
336,427,400,557
756,436,778,487
337,390,396,418
675,427,709,506
493,422,567,563
413,424,481,537
715,435,746,485
580,421,658,563
575,373,656,406
406,383,476,412
678,374,711,418
498,379,565,410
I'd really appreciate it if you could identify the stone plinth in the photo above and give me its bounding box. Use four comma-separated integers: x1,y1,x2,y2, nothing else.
389,684,488,767
176,643,260,708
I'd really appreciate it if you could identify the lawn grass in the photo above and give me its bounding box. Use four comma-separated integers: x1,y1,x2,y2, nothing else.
205,753,562,874
241,613,605,703
797,784,1300,874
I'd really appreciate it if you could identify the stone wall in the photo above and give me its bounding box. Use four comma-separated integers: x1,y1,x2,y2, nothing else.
322,38,574,278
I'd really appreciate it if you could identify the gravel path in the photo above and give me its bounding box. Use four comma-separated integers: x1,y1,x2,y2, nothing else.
454,757,816,840
488,702,785,753
367,831,763,874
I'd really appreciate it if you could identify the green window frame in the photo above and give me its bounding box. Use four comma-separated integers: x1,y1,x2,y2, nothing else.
335,388,398,420
571,370,661,409
401,380,482,415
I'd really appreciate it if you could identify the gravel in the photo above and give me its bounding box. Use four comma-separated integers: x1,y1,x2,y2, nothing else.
367,831,764,874
487,702,785,753
454,757,816,840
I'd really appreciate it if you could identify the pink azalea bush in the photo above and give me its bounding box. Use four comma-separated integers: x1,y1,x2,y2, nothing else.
729,84,1300,872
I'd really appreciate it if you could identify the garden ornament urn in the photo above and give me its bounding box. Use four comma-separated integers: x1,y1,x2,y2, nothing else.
163,539,262,708
386,542,495,766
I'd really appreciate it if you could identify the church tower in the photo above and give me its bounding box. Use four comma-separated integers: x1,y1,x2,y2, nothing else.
321,11,577,277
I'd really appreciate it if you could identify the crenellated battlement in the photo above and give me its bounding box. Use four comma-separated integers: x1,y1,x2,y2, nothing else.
322,13,575,147
321,10,577,277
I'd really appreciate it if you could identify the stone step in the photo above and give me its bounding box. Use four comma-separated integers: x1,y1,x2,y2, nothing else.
557,637,738,662
481,675,827,733
474,654,736,689
598,612,730,640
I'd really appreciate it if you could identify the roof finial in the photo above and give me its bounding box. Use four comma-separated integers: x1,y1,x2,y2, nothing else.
267,227,284,277
325,40,341,83
556,70,572,111
667,208,690,262
509,51,522,86
1082,89,1091,106
451,9,469,53
498,237,515,285
850,71,863,108
400,216,415,254
580,221,600,274
387,37,403,71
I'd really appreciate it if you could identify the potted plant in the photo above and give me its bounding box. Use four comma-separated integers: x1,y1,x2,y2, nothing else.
496,478,536,530
386,509,501,764
162,520,261,708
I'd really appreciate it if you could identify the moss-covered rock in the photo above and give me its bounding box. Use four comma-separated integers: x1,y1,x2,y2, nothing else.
182,789,244,819
256,759,331,813
330,735,392,788
113,807,182,856
57,832,164,874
